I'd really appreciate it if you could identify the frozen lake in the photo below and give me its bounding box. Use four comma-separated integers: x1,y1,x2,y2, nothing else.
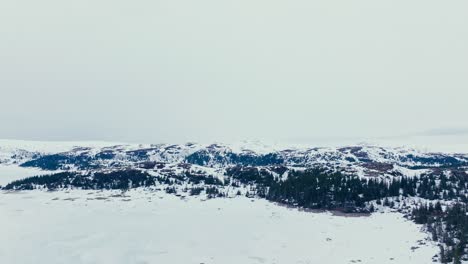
0,165,54,186
0,189,438,264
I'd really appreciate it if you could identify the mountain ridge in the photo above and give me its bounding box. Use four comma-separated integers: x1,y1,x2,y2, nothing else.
1,140,467,180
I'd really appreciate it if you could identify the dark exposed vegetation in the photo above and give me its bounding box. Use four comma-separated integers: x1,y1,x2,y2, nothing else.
3,170,156,190
412,203,468,263
20,154,95,170
185,150,284,167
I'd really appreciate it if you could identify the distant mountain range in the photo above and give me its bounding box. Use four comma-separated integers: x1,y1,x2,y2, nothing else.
1,141,467,180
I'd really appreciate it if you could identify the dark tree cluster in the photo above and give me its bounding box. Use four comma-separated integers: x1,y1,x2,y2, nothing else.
185,150,284,167
266,169,378,212
20,153,96,170
226,166,275,185
412,203,468,263
184,171,224,186
4,170,157,190
237,169,467,212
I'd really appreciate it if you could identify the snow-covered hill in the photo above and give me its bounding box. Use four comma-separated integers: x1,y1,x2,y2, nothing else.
1,140,467,181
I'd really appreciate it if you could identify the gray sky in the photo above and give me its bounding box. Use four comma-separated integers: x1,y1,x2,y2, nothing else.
1,0,467,144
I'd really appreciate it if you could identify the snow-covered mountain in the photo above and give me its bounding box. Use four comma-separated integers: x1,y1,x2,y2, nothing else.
1,140,467,180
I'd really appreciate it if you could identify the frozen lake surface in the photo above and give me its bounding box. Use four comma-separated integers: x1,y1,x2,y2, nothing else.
0,189,438,264
0,165,54,186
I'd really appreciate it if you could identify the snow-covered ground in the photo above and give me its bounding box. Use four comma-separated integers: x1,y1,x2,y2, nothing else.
0,189,438,264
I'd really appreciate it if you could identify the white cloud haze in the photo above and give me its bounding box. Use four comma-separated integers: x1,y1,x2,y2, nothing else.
0,0,467,144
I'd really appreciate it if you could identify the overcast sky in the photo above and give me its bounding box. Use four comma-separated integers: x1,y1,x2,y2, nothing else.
0,0,467,144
